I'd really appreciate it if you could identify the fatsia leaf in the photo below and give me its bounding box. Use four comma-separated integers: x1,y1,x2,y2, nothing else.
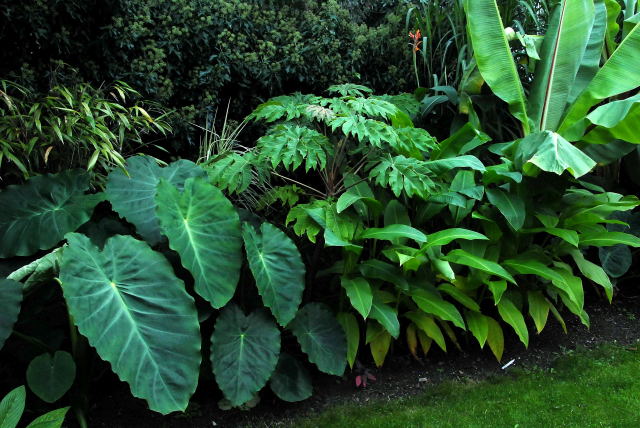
156,177,242,309
369,154,439,199
410,289,465,329
464,0,530,133
512,130,596,178
269,353,312,403
486,188,526,230
26,351,76,403
361,224,427,244
336,312,360,369
256,124,330,172
24,407,69,428
206,152,255,194
445,249,516,284
0,279,22,350
211,305,280,407
527,0,594,131
340,277,373,319
0,385,25,428
423,228,488,248
497,297,529,347
327,84,373,97
0,170,102,258
289,304,347,376
60,233,201,414
243,223,305,326
106,157,204,245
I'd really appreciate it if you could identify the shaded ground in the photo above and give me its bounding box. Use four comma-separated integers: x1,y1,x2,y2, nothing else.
87,296,640,428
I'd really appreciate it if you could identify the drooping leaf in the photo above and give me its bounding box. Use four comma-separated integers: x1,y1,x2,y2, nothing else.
7,248,64,290
210,305,280,407
340,277,373,319
497,297,529,347
486,279,508,305
410,289,465,329
0,385,25,428
60,233,201,414
26,352,76,403
404,311,447,351
106,156,204,245
358,260,409,291
423,228,488,248
0,170,102,258
437,284,480,312
583,94,640,144
369,297,400,339
486,316,505,361
512,131,596,178
24,407,69,428
465,311,489,348
369,154,438,198
464,0,530,132
289,304,347,376
361,225,427,244
336,312,360,369
269,353,312,403
445,249,516,284
0,279,22,350
243,223,305,326
486,188,526,230
156,177,242,309
366,322,392,367
528,291,550,334
569,249,613,301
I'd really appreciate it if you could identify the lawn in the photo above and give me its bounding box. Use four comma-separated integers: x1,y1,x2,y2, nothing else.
290,344,640,428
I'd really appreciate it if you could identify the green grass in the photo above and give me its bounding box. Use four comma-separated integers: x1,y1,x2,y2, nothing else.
290,344,640,428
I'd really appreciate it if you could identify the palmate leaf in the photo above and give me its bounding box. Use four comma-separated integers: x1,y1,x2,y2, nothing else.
289,303,347,376
0,279,22,350
210,305,280,407
248,93,320,122
369,154,439,199
327,84,373,97
206,152,255,194
60,233,201,414
155,177,242,309
257,124,330,172
243,223,305,327
106,156,204,245
0,170,102,258
344,97,399,119
511,131,596,178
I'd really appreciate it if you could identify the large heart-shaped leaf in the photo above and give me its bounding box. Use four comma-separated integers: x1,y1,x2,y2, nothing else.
210,305,280,407
26,351,76,403
0,385,25,428
269,353,312,403
60,233,201,414
106,157,204,245
155,176,242,309
289,303,347,376
0,170,101,258
0,279,22,350
242,223,305,326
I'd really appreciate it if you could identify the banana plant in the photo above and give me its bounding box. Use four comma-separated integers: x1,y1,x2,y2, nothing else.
465,0,640,171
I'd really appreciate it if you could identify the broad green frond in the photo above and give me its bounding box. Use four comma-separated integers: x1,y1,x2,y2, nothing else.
206,152,255,194
257,124,332,172
369,155,440,199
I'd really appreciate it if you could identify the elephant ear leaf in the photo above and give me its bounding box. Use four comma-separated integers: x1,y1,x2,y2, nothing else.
210,305,281,407
0,279,22,351
26,351,76,403
155,176,242,309
269,353,312,402
106,156,204,245
0,170,102,258
289,303,347,376
59,233,201,415
242,222,305,326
